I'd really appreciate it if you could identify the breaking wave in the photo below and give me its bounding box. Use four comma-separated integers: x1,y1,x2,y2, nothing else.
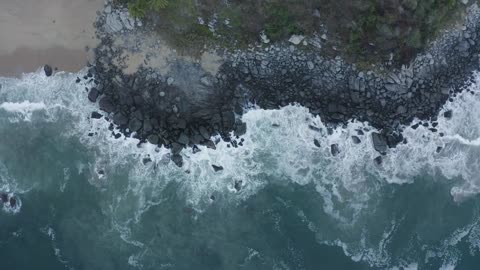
1,68,480,268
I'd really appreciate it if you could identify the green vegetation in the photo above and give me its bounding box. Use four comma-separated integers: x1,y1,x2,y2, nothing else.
264,4,299,40
119,0,468,66
127,0,169,18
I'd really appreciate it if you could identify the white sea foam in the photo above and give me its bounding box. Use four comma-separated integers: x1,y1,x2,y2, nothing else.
2,69,480,267
0,101,46,121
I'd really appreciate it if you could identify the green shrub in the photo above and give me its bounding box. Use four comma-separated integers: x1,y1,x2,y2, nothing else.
127,0,169,18
264,4,299,40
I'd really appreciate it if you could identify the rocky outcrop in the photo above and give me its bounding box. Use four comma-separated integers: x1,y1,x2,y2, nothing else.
84,2,480,165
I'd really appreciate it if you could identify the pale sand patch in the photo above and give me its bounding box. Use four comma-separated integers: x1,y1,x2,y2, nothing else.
0,0,104,77
200,52,223,75
113,31,223,76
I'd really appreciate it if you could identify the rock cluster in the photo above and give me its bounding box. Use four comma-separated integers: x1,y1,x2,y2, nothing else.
85,3,480,166
1,192,17,209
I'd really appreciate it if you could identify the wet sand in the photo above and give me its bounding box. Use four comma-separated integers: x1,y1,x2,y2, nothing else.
0,0,104,77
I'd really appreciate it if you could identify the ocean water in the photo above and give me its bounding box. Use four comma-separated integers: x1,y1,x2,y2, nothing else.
1,69,480,269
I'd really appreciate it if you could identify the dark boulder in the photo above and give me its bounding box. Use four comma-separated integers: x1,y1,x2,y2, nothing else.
99,97,115,113
175,118,187,129
128,118,143,132
212,165,224,172
374,156,383,165
192,145,201,153
351,136,361,144
443,110,453,119
147,134,160,145
9,196,16,207
143,119,153,133
385,132,404,148
221,111,235,129
88,88,99,102
113,113,129,126
313,139,321,147
234,122,247,136
142,157,152,165
205,140,216,149
44,65,53,77
171,154,183,167
199,126,210,140
91,111,103,119
371,132,388,154
234,180,242,191
177,133,189,145
331,144,340,156
172,142,184,155
0,193,7,203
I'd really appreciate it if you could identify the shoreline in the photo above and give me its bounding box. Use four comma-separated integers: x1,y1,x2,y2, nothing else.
0,46,92,77
0,0,103,77
82,2,480,166
2,0,478,167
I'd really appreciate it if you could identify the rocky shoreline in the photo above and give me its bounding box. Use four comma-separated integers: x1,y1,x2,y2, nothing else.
82,2,480,167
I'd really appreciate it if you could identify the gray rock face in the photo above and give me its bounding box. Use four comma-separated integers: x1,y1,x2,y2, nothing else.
105,13,123,32
105,10,135,33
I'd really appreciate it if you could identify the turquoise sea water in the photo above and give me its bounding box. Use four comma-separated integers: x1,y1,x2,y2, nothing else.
1,70,480,269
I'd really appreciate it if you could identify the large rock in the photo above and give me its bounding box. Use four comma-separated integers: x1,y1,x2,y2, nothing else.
99,97,115,113
128,118,142,132
88,88,100,102
91,112,103,119
289,35,305,45
44,65,53,77
371,132,388,154
171,154,183,167
147,134,160,145
177,133,189,145
331,144,340,156
212,165,224,172
113,113,128,126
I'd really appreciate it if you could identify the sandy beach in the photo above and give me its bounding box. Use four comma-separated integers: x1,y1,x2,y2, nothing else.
0,0,104,77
